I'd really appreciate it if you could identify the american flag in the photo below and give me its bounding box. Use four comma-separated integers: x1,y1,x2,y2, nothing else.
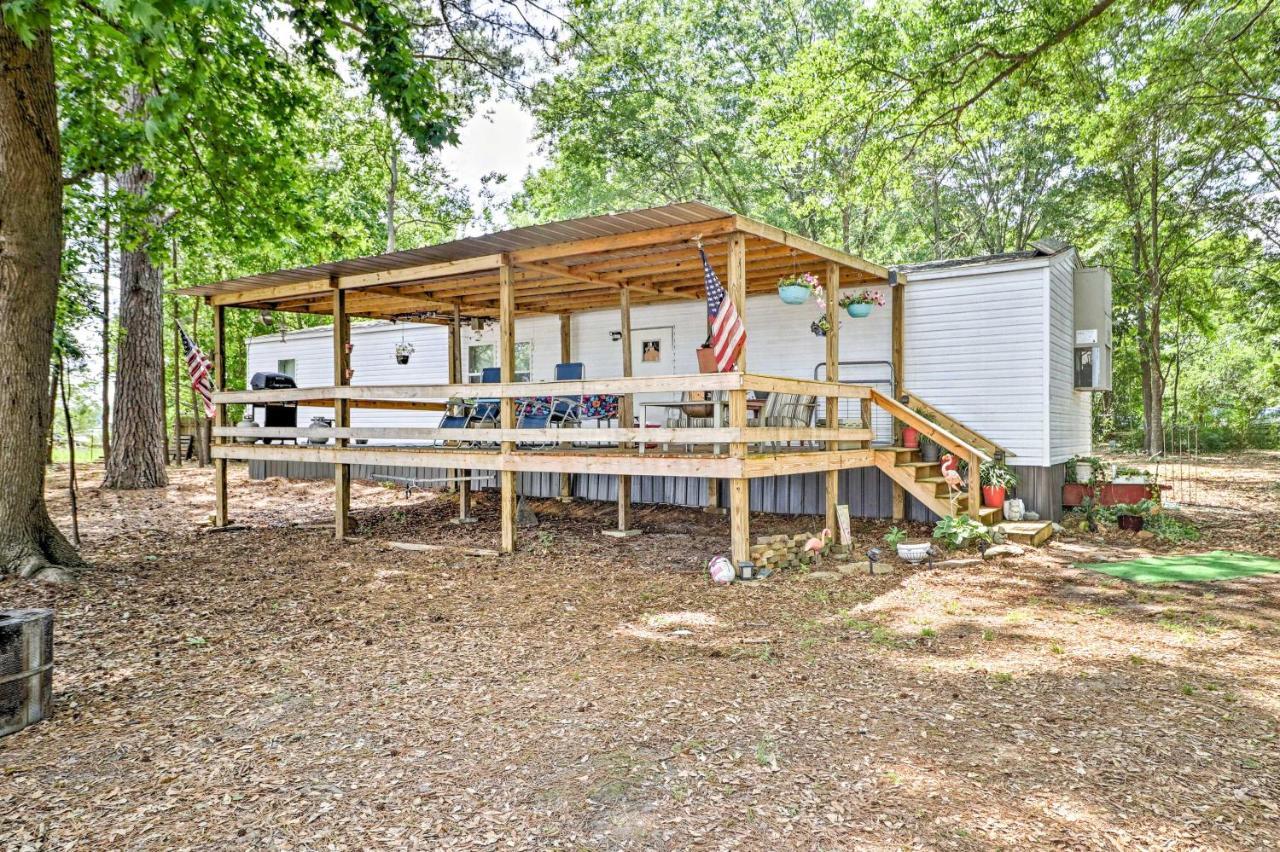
701,248,745,372
179,324,216,419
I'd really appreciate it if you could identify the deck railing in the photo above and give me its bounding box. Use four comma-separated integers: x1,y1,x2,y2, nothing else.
210,372,877,479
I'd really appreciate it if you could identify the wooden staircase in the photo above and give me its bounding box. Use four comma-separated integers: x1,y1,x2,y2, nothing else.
865,389,1054,546
873,446,1003,525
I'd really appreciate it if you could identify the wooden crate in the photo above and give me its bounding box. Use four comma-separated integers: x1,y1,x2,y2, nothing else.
0,609,53,737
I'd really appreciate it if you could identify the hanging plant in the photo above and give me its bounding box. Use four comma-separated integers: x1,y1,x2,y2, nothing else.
778,271,820,305
839,289,886,318
810,312,834,337
395,340,415,365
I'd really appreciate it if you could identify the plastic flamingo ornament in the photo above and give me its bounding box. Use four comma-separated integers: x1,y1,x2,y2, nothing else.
940,454,965,514
804,528,833,564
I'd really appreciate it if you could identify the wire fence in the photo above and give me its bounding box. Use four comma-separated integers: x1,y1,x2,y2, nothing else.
1154,422,1206,508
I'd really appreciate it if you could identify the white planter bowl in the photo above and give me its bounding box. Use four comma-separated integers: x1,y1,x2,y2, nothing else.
896,542,931,564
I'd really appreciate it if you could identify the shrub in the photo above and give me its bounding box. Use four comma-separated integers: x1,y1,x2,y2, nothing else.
933,515,992,549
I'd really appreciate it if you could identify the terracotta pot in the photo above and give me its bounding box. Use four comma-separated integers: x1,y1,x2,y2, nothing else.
981,485,1006,509
901,426,920,449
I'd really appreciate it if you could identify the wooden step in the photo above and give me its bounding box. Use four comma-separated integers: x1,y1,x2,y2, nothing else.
996,520,1054,547
915,476,956,499
897,461,942,477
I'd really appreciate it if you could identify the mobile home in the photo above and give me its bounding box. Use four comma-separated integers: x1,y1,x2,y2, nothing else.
242,235,1110,521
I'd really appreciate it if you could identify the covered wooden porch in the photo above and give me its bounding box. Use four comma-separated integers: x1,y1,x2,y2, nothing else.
180,203,992,561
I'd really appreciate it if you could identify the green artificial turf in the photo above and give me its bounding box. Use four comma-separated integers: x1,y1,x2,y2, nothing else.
1077,550,1280,584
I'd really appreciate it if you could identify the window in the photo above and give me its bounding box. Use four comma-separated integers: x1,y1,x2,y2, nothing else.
277,358,296,378
468,343,531,382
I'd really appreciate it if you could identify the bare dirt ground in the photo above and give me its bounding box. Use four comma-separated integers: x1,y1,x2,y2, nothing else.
2,454,1278,850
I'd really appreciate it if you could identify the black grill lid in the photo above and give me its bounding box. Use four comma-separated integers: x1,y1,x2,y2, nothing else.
250,372,298,390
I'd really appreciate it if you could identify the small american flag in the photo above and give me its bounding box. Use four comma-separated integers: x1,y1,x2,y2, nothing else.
179,324,216,419
701,248,745,372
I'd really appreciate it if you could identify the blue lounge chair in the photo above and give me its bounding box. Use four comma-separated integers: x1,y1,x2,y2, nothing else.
472,367,502,424
551,362,584,425
436,399,472,447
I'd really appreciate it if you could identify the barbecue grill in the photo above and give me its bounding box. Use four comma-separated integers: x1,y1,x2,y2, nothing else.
249,372,297,443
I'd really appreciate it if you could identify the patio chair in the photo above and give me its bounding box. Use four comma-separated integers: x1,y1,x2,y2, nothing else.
472,367,502,424
436,400,473,447
752,393,818,451
552,362,585,426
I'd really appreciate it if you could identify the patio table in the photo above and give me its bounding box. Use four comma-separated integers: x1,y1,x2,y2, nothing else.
639,398,764,454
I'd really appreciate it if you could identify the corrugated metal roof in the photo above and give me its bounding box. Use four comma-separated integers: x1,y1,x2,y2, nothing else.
178,201,734,297
898,239,1072,274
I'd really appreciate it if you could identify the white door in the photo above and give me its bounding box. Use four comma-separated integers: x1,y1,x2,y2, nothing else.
631,327,675,424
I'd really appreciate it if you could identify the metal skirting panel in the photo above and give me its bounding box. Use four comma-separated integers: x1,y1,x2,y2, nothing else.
246,459,1061,520
1011,463,1066,522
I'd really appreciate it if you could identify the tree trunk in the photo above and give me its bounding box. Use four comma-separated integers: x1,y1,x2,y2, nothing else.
0,20,86,581
104,88,169,490
46,364,59,463
59,355,80,548
101,175,112,464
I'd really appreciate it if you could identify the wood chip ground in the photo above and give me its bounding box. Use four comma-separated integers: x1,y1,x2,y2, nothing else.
2,452,1278,849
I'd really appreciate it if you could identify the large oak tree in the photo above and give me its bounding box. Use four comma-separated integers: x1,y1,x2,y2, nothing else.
0,0,542,579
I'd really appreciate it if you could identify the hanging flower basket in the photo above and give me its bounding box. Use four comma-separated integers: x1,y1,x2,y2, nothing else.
778,272,819,305
810,312,833,337
839,289,885,318
395,341,414,365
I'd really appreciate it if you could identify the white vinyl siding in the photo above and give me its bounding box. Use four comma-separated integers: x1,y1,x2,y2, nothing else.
247,322,450,444
244,256,1093,464
902,262,1049,465
1047,251,1092,462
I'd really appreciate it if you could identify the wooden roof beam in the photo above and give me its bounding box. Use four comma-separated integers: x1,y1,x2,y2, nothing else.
507,217,737,265
733,215,889,281
206,254,505,307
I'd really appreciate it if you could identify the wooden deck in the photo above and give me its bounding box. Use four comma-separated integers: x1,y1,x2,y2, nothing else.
186,205,1015,561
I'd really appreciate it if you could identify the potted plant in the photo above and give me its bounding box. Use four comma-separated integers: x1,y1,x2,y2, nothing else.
778,271,820,305
918,433,940,462
1113,499,1155,532
810,312,834,337
395,341,415,365
1112,466,1152,485
885,526,930,564
979,462,1017,509
838,289,886,318
901,422,920,449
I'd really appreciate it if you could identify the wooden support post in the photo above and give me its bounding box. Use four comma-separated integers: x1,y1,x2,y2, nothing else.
212,304,228,526
332,281,351,539
499,258,517,554
824,261,840,533
558,313,573,502
968,451,982,521
726,232,750,565
890,269,906,517
450,306,474,521
609,289,638,536
891,270,904,424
